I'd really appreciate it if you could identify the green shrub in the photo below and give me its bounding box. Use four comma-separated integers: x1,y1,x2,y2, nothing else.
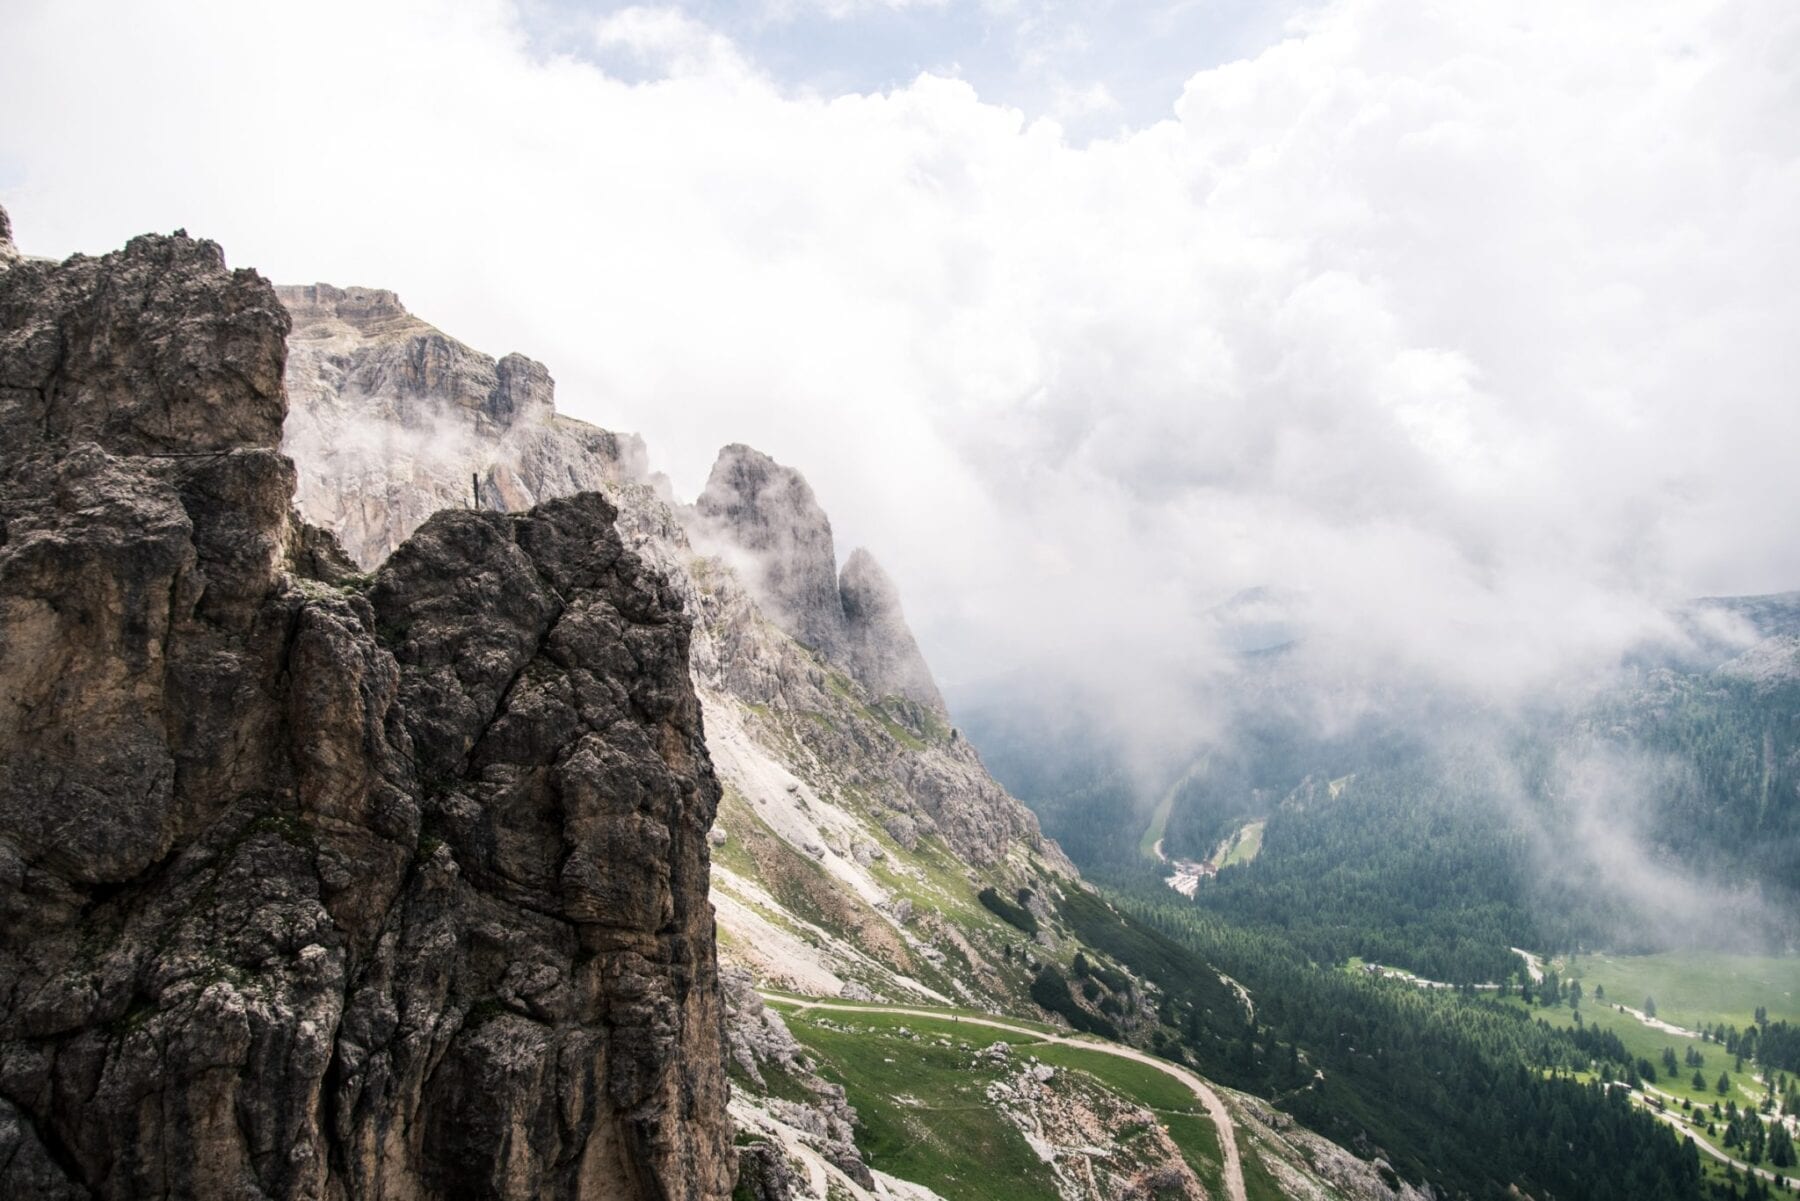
1030,965,1119,1039
978,887,1039,935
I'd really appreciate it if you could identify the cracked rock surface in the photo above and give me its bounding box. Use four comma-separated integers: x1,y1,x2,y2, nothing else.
0,211,733,1200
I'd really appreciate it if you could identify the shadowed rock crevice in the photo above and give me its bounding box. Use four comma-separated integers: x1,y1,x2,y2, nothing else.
0,210,733,1200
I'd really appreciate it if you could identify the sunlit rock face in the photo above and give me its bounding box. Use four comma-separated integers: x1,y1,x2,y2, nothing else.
0,211,734,1201
278,281,649,570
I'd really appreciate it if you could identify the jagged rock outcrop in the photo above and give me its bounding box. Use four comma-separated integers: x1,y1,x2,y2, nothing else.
731,1141,797,1201
0,219,731,1199
720,967,870,1188
690,447,944,714
279,282,650,568
692,444,847,658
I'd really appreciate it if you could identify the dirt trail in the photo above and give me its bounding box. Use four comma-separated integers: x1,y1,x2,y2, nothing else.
774,997,1247,1201
1637,1086,1784,1185
1610,1002,1703,1039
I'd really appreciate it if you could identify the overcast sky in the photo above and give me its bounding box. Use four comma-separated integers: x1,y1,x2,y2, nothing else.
4,0,1798,712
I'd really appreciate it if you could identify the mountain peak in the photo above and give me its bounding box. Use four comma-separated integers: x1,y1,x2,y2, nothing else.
694,442,846,656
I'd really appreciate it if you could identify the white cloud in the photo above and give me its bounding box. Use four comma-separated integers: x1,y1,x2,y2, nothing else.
764,0,952,18
3,0,1797,740
593,5,753,78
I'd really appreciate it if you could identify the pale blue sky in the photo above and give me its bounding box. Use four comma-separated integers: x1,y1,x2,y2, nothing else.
518,0,1310,133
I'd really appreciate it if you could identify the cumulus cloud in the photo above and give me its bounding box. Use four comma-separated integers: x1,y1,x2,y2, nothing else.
592,5,752,78
3,0,1797,754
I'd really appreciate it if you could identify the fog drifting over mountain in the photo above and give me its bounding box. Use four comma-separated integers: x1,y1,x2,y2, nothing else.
6,0,1797,738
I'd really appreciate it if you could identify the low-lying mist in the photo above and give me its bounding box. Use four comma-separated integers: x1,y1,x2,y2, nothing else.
954,589,1800,957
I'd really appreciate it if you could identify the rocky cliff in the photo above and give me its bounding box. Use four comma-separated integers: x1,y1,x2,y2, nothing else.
837,547,945,714
267,269,1112,1201
0,214,732,1200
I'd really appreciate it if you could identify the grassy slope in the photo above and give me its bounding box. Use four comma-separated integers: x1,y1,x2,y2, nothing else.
1220,821,1265,869
778,1005,1227,1201
1138,786,1176,861
790,1013,1058,1201
1566,950,1800,1030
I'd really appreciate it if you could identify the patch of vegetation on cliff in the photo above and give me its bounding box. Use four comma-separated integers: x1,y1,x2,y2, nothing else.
978,886,1039,934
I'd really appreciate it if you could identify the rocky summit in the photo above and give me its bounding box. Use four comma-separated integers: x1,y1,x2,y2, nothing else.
692,446,945,715
279,281,650,570
692,444,849,659
0,212,733,1200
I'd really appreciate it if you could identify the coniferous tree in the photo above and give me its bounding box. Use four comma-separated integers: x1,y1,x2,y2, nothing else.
1769,1122,1795,1169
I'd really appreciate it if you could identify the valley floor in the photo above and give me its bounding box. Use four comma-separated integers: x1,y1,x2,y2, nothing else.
1357,946,1800,1189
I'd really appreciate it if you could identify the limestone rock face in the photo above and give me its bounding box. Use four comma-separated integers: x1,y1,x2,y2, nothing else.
693,443,847,658
0,204,18,266
839,547,946,713
278,282,649,568
719,967,870,1190
0,227,732,1199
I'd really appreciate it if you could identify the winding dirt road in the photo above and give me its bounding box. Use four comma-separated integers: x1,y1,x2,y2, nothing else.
1637,1083,1791,1186
772,997,1247,1201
